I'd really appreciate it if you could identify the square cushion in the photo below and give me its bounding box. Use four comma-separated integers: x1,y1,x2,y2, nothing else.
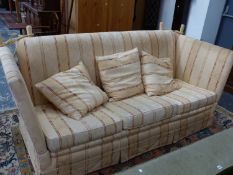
35,62,108,120
141,51,181,96
96,48,144,101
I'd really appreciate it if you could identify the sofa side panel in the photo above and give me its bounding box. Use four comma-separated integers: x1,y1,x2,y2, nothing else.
176,34,233,100
0,47,50,171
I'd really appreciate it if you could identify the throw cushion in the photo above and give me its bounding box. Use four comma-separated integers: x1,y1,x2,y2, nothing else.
35,62,109,120
96,48,144,101
141,51,181,96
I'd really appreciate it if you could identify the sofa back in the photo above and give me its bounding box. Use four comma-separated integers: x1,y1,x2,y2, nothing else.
16,30,176,105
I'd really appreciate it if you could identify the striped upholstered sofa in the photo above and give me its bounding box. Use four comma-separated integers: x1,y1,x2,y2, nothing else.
0,30,232,175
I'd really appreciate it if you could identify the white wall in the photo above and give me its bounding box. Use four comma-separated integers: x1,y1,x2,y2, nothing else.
185,0,210,39
185,0,226,43
158,0,176,29
201,0,226,43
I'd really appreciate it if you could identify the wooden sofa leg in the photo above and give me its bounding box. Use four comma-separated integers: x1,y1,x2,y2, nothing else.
180,24,185,34
159,21,164,30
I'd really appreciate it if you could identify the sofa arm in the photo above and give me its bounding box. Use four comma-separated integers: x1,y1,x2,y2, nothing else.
0,47,50,171
176,35,233,101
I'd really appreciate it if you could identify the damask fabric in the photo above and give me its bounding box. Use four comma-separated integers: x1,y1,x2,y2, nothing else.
96,48,144,101
16,30,176,105
36,81,216,152
141,51,181,96
35,62,108,120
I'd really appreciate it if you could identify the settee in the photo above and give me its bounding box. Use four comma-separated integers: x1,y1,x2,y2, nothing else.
0,30,232,175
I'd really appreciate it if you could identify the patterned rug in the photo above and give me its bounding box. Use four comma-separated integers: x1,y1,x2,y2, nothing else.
0,109,32,175
0,106,233,175
0,12,17,112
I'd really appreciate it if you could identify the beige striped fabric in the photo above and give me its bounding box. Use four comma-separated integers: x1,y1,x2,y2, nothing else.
96,48,144,100
176,34,233,100
141,51,181,96
120,104,214,162
9,30,233,175
16,30,176,105
41,104,214,175
36,80,217,152
36,104,122,152
35,62,108,120
0,47,49,159
107,81,216,129
49,133,122,174
43,105,213,175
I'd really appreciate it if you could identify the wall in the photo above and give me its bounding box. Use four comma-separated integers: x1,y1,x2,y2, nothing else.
185,0,226,43
185,0,210,39
158,0,176,29
201,0,226,43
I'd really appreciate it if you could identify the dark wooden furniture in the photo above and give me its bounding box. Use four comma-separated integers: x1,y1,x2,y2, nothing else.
172,0,191,31
8,0,13,13
7,0,21,22
27,0,60,11
74,0,135,33
7,22,49,34
143,0,160,30
0,0,11,9
21,1,61,34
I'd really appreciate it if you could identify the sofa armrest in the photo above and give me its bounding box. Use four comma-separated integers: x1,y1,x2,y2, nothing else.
0,47,50,171
176,35,233,101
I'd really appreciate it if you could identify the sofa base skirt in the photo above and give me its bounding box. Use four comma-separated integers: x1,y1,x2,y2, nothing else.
25,106,214,175
19,115,51,175
120,106,213,162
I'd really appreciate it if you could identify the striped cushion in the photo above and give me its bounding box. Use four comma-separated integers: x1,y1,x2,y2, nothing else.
141,51,181,96
35,62,108,120
96,48,144,101
36,104,122,152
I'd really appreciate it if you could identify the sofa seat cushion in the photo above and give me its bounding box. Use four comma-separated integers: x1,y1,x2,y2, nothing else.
104,81,216,129
36,82,216,152
35,105,123,152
